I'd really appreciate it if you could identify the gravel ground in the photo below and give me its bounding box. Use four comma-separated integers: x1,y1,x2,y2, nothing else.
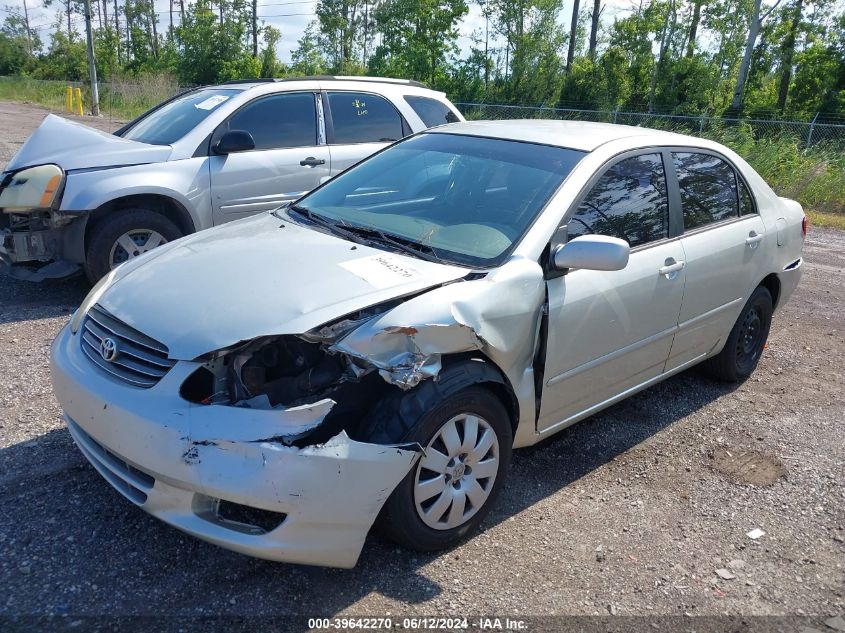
0,103,843,624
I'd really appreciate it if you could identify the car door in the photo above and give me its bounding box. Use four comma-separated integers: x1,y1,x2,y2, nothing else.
209,92,330,224
538,151,686,432
324,91,409,175
664,150,767,371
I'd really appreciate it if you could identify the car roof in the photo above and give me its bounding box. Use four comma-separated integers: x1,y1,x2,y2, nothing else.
207,76,429,90
429,119,701,152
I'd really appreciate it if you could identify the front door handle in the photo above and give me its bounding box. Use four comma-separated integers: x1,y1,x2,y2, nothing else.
746,230,764,248
300,157,326,167
659,258,685,279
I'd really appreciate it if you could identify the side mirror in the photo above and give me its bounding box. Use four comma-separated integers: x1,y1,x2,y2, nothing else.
214,129,255,154
553,235,630,272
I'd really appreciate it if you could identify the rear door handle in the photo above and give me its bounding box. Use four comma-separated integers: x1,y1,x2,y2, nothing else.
659,258,685,279
746,230,764,248
300,157,326,167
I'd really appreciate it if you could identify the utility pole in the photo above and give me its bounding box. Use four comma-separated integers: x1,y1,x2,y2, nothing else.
22,0,33,54
252,0,258,57
83,0,101,115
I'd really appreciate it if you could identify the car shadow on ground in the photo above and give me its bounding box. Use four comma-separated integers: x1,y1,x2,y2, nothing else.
0,275,89,325
0,367,738,619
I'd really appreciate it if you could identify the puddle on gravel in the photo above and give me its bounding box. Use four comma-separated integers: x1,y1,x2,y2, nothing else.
710,448,787,486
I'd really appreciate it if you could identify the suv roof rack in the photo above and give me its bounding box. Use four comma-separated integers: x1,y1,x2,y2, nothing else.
222,78,276,85
224,76,429,88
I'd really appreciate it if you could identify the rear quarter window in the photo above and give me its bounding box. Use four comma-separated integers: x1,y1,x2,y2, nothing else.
403,95,461,127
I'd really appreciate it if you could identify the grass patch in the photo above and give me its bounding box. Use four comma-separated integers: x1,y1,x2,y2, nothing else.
806,210,845,231
0,75,181,120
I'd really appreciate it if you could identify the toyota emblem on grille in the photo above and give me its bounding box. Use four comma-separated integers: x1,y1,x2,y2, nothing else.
99,337,118,362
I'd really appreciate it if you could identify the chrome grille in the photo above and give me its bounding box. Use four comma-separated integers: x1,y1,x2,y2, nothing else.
80,305,176,388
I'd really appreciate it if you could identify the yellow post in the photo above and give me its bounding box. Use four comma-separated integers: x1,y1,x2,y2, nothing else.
75,88,84,116
65,86,73,113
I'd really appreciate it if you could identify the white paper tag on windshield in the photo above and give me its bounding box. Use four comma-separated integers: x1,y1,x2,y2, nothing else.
339,254,423,289
194,94,230,110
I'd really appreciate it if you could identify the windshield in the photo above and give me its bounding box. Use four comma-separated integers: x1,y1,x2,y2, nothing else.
292,133,585,267
119,88,240,145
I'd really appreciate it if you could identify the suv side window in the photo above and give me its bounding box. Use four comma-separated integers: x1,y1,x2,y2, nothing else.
225,92,317,150
673,152,739,230
568,153,669,248
404,95,461,127
328,91,405,144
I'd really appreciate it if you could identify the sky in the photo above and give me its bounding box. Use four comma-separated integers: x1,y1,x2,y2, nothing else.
0,0,647,64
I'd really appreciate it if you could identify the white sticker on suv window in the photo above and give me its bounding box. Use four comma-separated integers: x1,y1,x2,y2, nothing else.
339,254,423,289
194,95,230,110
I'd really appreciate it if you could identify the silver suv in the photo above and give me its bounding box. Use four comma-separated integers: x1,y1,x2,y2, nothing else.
0,76,463,282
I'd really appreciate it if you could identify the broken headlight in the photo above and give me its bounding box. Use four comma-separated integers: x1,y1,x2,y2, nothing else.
235,337,348,407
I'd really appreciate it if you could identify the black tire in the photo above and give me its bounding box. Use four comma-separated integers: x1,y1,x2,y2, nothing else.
368,383,512,552
84,208,182,284
703,285,773,382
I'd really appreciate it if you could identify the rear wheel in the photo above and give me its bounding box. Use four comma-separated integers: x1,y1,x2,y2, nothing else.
84,208,182,283
703,285,773,382
369,385,512,552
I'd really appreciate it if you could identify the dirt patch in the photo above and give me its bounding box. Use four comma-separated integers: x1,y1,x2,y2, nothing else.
710,448,787,487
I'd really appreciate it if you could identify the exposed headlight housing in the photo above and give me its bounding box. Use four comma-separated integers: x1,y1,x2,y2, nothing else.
0,164,64,211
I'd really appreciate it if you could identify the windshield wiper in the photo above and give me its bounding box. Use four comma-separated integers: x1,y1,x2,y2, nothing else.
288,205,444,264
339,224,444,264
286,204,368,244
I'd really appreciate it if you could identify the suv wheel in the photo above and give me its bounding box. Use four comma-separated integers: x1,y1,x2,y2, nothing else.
85,209,182,283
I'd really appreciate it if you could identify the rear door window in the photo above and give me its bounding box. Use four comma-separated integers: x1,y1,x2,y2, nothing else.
738,177,756,216
327,92,405,144
403,95,461,127
568,153,669,248
224,92,317,150
673,152,740,230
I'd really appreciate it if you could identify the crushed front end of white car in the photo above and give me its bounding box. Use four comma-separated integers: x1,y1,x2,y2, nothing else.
49,205,547,567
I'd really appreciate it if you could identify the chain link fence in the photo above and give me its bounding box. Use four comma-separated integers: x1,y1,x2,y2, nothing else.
456,102,845,149
3,78,844,149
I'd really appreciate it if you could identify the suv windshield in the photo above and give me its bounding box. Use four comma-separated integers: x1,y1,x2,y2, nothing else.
119,88,240,145
292,133,585,267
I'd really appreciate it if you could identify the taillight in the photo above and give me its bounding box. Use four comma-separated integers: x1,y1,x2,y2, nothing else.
802,216,808,238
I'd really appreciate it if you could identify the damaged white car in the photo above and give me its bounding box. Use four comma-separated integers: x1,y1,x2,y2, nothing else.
50,120,805,567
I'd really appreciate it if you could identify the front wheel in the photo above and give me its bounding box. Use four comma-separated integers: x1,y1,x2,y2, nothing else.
371,385,512,552
703,285,773,382
84,209,182,283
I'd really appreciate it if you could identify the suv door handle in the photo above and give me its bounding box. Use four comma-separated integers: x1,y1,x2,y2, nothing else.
746,230,764,248
300,157,326,167
659,258,685,279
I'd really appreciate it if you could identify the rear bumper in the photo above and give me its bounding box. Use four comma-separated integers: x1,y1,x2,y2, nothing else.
50,323,420,567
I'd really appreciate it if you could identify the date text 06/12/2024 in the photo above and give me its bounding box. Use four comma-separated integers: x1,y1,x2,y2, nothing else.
307,617,529,630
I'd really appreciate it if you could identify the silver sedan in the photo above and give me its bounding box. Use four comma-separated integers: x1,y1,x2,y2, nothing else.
50,120,805,567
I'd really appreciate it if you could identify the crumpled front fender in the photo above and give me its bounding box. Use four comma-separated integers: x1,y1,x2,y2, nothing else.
332,257,547,445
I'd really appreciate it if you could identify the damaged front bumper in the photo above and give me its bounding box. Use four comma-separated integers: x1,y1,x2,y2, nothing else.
0,210,82,281
50,324,421,568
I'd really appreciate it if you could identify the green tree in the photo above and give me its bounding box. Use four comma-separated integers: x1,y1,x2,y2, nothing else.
174,0,258,84
0,12,41,74
367,0,468,85
291,21,328,75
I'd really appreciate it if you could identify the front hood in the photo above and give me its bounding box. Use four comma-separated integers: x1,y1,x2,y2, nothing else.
98,212,471,359
5,114,172,172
